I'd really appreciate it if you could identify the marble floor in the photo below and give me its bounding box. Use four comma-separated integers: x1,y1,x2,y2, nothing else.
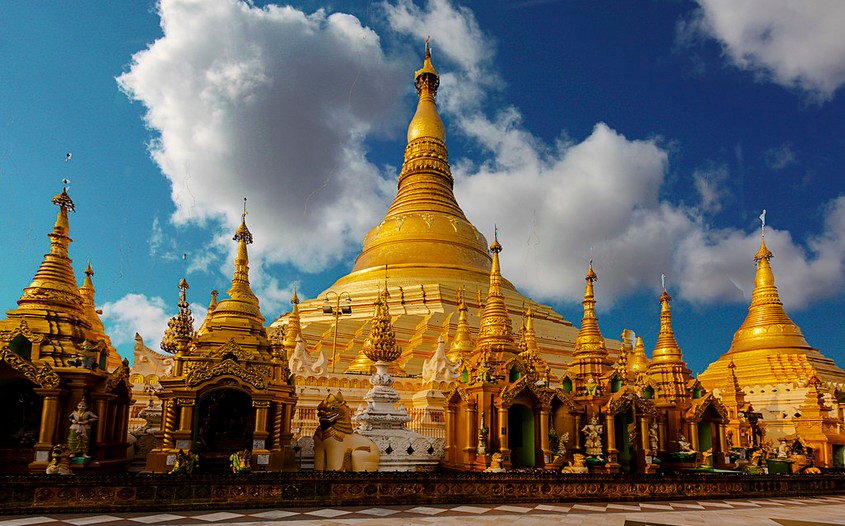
3,495,845,526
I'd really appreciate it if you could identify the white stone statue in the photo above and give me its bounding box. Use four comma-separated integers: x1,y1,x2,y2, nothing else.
649,422,659,451
421,336,462,384
288,335,327,376
313,392,379,472
678,432,695,453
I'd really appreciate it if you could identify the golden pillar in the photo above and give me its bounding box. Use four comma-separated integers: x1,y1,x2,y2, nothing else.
573,413,582,450
657,416,667,453
271,402,283,451
639,416,650,451
444,405,455,461
497,406,510,460
689,421,700,452
464,404,476,457
539,405,551,463
37,393,61,447
605,413,616,455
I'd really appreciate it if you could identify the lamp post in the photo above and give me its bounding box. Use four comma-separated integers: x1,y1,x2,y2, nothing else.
323,291,352,373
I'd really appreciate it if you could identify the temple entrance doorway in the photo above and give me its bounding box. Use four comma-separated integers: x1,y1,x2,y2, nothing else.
0,376,42,473
508,404,535,467
195,389,254,472
614,410,635,473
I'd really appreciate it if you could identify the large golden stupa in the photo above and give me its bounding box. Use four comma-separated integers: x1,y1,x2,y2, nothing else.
273,43,587,374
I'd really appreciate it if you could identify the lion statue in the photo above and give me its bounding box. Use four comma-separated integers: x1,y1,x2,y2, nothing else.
313,391,380,472
562,453,589,474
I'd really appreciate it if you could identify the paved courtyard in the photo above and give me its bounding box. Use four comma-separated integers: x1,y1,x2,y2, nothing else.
3,494,845,526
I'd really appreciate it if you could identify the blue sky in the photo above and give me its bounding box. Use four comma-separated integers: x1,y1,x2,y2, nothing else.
2,0,844,375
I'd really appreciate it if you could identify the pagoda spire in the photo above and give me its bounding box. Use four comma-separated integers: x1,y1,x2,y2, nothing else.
650,277,687,366
160,278,194,354
567,261,613,381
629,335,650,379
340,38,493,288
16,187,85,314
730,212,808,353
283,288,303,355
78,261,120,370
209,199,264,324
448,288,474,363
573,261,606,359
474,231,516,359
646,279,692,401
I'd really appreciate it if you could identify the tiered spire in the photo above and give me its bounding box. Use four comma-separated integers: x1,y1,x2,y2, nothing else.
78,261,120,370
209,201,263,323
448,288,474,363
160,278,194,354
629,336,650,377
568,261,613,379
339,38,492,289
646,280,692,402
283,288,303,355
473,232,516,359
650,286,684,365
16,188,85,314
729,220,808,354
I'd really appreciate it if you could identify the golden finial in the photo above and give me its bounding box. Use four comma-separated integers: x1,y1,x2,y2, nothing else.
52,187,75,213
754,210,773,263
84,260,94,279
291,286,299,305
233,198,253,245
489,225,502,254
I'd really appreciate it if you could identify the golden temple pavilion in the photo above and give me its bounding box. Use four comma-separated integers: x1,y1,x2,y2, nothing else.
144,211,297,473
0,188,131,473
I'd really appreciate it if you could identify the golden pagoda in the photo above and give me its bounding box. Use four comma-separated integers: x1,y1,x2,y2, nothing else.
562,261,615,394
0,187,131,473
272,41,584,377
699,216,845,465
144,209,297,473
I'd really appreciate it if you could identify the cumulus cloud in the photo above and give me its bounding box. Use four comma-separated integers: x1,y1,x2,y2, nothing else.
763,142,797,171
693,165,730,214
118,0,406,276
683,0,845,101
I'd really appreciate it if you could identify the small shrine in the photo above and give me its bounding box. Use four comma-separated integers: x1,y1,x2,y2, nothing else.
143,208,297,473
0,187,131,473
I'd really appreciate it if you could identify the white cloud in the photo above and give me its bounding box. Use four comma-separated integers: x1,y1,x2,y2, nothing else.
685,0,845,101
763,142,797,171
118,0,406,276
693,165,730,214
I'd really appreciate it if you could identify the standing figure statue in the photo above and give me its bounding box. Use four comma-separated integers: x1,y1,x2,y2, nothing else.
648,422,659,451
582,415,604,458
477,411,489,455
68,400,98,458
